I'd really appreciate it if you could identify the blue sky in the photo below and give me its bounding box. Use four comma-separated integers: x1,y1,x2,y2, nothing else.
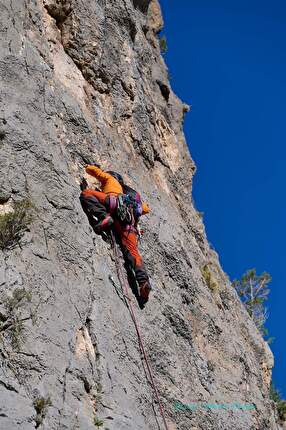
160,0,286,397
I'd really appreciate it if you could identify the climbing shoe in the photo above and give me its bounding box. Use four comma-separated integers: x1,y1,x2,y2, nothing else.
139,281,151,307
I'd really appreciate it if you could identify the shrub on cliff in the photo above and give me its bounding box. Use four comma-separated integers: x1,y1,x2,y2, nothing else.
200,264,219,293
0,199,33,250
159,34,168,53
0,287,34,349
33,396,52,428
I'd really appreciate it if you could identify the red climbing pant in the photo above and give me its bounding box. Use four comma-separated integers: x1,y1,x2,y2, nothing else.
81,189,108,204
113,220,150,289
81,189,118,213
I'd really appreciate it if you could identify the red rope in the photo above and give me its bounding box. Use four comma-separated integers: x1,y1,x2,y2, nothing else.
111,231,169,430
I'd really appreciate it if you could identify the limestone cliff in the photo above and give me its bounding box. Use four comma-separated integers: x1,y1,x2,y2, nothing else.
0,1,277,429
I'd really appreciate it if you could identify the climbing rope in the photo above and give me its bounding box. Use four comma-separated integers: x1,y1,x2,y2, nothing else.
110,231,170,430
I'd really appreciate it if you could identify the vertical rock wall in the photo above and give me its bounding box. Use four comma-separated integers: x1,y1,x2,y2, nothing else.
0,1,277,429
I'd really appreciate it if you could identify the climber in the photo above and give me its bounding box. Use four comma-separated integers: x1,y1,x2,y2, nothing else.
80,164,152,306
82,164,150,217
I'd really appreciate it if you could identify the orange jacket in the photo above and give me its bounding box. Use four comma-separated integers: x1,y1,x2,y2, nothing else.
85,166,123,195
85,165,150,215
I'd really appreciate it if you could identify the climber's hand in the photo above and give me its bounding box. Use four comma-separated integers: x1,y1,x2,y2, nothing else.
86,162,100,169
80,177,88,191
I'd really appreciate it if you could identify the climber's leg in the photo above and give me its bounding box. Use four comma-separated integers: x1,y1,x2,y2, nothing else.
115,223,151,305
81,190,118,214
80,192,113,233
80,193,107,219
81,189,108,206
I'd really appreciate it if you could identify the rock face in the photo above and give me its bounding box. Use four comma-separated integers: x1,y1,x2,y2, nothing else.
0,1,277,429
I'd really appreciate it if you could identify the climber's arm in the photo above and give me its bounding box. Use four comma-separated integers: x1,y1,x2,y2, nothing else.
85,165,111,185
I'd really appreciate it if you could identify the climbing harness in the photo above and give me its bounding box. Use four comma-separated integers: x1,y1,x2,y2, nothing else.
116,193,143,226
123,185,143,220
116,185,143,225
116,194,133,224
110,231,170,430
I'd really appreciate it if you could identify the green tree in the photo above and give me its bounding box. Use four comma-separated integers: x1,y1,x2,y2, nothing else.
270,382,286,422
232,269,271,336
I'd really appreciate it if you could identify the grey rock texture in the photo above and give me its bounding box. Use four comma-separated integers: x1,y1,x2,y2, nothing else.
0,0,278,429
